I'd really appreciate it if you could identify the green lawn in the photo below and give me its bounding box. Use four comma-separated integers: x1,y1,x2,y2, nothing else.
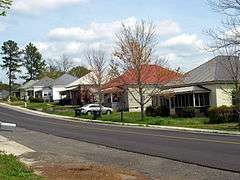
4,101,240,131
0,153,41,180
81,112,239,131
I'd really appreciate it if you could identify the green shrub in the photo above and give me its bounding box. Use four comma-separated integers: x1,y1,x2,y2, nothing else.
208,106,239,124
145,106,169,117
182,107,196,118
29,97,44,103
155,106,169,117
10,96,19,102
145,106,156,117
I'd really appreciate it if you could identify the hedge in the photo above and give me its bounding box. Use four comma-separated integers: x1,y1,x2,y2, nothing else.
177,107,196,118
29,97,44,103
208,106,239,124
145,106,169,117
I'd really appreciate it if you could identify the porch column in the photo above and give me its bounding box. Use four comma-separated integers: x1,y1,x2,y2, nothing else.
193,92,196,107
110,93,113,103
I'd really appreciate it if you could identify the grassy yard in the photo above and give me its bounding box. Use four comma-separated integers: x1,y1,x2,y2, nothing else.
3,101,239,131
81,112,239,131
0,153,41,180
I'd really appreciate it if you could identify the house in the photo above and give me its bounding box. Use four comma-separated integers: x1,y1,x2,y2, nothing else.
31,77,55,101
60,72,96,105
154,56,239,116
103,65,180,112
20,77,54,101
0,90,9,100
52,74,78,102
19,74,78,102
19,80,38,100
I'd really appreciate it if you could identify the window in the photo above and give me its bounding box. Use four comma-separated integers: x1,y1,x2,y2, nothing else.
194,93,210,107
152,95,169,107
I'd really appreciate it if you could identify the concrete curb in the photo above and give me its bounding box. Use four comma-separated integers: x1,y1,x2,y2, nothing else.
1,102,240,136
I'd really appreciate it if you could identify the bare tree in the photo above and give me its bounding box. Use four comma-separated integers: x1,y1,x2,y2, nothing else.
86,50,108,112
58,54,74,72
114,20,177,121
107,59,120,80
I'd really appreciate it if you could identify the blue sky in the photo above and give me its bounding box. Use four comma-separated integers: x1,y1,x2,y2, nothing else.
0,0,223,83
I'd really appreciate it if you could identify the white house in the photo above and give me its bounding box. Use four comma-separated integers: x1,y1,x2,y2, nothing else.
52,74,78,102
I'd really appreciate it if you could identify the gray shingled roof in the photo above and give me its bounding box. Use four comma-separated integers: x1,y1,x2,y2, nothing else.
19,80,38,90
53,74,78,86
33,77,54,87
168,56,240,86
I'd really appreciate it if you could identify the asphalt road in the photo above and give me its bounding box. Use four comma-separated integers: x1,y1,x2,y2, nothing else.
0,105,240,173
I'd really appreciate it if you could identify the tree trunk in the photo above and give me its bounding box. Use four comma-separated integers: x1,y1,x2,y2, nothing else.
139,87,145,122
9,70,12,101
140,103,145,121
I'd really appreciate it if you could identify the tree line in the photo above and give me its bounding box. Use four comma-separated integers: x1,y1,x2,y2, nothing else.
0,40,90,95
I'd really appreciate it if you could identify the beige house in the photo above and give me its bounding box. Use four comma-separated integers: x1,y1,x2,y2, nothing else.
153,56,237,116
103,65,180,112
104,56,238,116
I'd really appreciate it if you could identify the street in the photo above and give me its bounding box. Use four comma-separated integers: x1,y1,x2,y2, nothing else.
0,105,240,174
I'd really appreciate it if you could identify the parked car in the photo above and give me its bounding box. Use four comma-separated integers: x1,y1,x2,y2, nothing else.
80,104,113,115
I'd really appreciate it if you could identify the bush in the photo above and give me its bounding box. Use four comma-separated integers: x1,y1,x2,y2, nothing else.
10,96,19,102
208,106,239,124
155,106,170,117
145,106,156,117
182,107,196,118
29,97,44,103
145,106,169,117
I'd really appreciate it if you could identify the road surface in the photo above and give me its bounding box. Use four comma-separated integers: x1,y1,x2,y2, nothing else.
0,105,240,173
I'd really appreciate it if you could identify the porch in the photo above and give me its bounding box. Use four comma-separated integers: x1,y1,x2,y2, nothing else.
103,87,129,111
153,86,211,116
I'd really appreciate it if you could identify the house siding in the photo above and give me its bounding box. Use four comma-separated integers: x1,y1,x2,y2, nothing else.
128,87,153,112
203,84,234,107
216,84,234,106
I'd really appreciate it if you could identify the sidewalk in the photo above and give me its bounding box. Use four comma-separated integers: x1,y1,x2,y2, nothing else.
0,135,35,156
1,102,240,136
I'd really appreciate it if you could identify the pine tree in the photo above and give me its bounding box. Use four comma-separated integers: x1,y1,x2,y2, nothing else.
23,43,46,81
1,40,22,97
0,0,12,16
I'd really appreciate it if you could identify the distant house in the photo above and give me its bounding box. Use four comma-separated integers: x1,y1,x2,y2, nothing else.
60,72,96,105
0,90,9,100
52,74,78,102
19,77,54,101
19,74,78,102
154,56,239,116
103,65,180,111
19,80,38,100
30,77,55,101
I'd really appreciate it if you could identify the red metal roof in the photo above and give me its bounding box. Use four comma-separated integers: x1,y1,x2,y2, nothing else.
104,64,181,89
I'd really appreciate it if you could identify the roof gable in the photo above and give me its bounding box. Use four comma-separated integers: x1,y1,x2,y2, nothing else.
104,64,180,88
53,74,78,86
167,56,240,86
33,77,54,87
20,80,38,89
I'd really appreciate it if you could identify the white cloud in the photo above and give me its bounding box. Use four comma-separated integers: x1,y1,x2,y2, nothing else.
157,20,181,35
48,18,181,42
13,0,89,13
48,17,137,41
34,17,208,68
160,33,204,49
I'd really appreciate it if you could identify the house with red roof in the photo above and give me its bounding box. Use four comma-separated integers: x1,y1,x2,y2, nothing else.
103,56,240,116
102,64,180,112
